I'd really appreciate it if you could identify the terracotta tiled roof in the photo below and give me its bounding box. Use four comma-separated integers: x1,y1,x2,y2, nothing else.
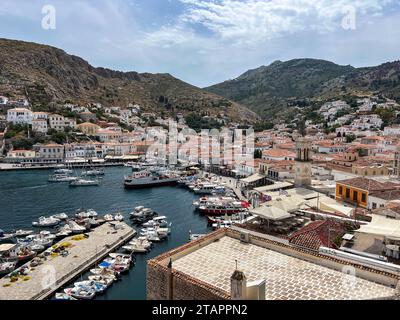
262,149,296,158
370,190,400,201
337,177,399,192
289,220,345,251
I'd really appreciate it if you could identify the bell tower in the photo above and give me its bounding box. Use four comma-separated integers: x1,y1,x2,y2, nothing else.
294,137,312,187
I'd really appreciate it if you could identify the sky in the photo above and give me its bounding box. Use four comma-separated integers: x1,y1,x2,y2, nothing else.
0,0,399,87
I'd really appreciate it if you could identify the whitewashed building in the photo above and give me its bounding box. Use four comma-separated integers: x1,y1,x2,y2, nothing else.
7,108,33,124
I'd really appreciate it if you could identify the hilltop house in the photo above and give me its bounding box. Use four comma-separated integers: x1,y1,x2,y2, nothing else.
7,108,32,124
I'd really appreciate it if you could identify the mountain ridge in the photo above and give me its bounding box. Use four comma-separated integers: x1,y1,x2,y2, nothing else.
0,38,257,122
205,58,400,119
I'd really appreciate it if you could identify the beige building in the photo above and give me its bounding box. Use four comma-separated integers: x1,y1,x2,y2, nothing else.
76,122,100,135
352,164,390,177
32,119,48,134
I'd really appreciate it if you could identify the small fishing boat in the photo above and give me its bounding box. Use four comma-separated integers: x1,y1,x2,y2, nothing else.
0,229,15,242
69,178,100,187
82,168,105,176
74,281,108,294
64,287,96,300
48,174,78,183
88,275,115,287
113,214,124,222
89,268,119,278
189,232,206,242
30,244,45,252
14,230,34,237
68,221,86,234
54,293,77,301
0,261,17,276
32,216,60,228
103,214,114,222
52,213,69,220
55,224,72,239
1,246,36,262
54,168,73,175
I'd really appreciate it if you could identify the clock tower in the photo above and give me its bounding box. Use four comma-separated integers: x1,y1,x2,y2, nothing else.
294,137,312,187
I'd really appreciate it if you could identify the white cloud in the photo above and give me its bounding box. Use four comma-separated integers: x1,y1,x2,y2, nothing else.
174,0,395,45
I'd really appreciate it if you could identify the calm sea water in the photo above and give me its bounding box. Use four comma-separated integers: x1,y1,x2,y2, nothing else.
0,167,209,300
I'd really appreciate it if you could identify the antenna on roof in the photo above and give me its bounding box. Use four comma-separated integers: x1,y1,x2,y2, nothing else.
235,259,238,270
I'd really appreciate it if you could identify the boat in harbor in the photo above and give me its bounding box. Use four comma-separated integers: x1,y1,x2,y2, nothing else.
82,168,105,176
64,287,96,300
54,293,78,301
74,280,108,294
14,229,34,238
122,237,152,253
198,200,250,216
0,245,36,262
69,178,100,187
103,214,114,222
52,213,69,220
0,261,17,276
129,206,156,224
113,213,124,222
88,274,116,286
32,216,60,227
76,209,98,219
68,220,87,234
0,229,15,242
54,168,73,175
124,170,179,189
193,184,219,194
48,174,78,183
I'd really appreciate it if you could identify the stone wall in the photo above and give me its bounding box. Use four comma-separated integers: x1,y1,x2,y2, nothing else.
147,260,229,300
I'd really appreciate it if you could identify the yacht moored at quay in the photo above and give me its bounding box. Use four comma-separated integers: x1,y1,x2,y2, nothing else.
124,170,179,189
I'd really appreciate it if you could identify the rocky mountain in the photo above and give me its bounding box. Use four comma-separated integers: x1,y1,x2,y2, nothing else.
0,38,257,122
205,58,400,119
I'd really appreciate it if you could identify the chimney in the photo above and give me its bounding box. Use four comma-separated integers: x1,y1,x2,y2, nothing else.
230,270,247,300
167,258,173,300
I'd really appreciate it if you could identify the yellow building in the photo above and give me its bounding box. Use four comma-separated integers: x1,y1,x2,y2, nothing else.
336,177,397,208
76,122,100,135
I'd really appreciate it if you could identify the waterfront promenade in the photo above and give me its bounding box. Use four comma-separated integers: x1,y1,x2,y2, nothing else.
0,222,135,300
0,162,125,171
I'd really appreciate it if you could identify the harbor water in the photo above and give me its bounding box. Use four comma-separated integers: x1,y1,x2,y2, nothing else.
0,167,210,299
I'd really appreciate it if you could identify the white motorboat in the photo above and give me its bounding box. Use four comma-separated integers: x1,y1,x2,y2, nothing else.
54,168,73,175
193,184,219,194
69,178,100,187
55,224,72,238
123,238,151,253
30,244,45,252
88,275,115,286
14,230,34,238
48,174,78,183
0,231,15,242
32,216,60,227
54,293,77,301
76,209,97,219
64,287,95,300
52,213,69,220
89,268,118,277
0,261,17,276
109,253,133,262
68,221,86,234
189,233,206,242
103,214,114,222
113,214,124,222
82,169,105,176
74,280,107,294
